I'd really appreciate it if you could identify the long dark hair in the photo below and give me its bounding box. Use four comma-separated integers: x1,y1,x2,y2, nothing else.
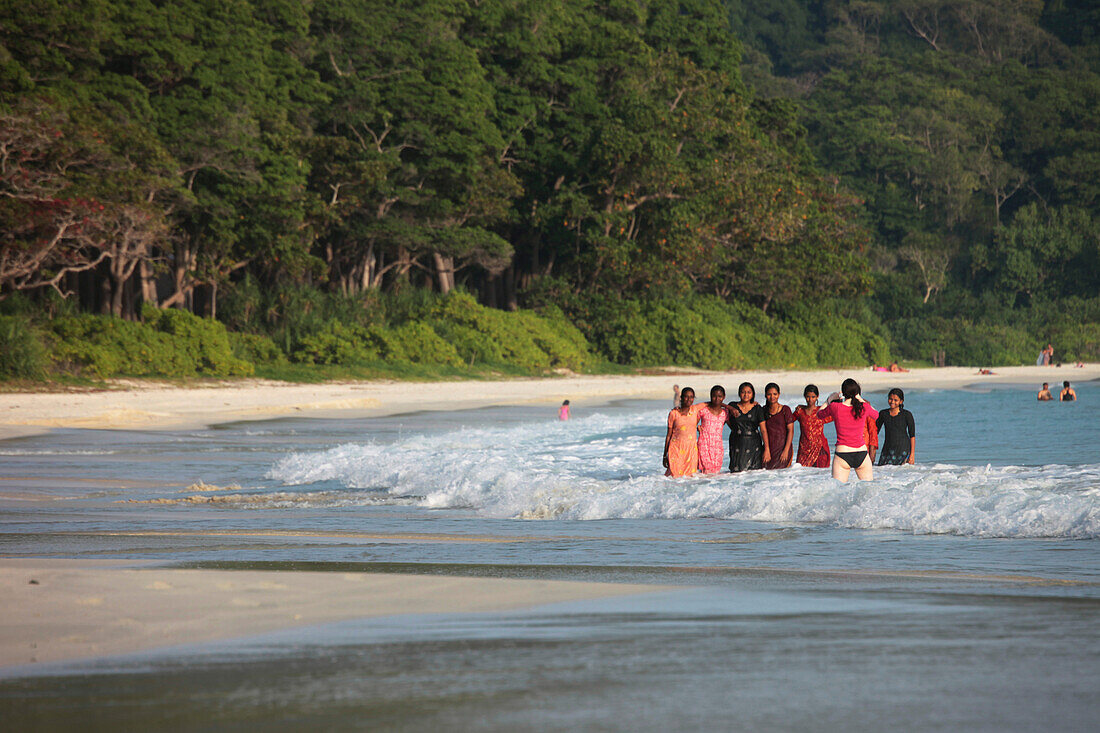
888,387,904,407
804,384,819,399
842,378,864,418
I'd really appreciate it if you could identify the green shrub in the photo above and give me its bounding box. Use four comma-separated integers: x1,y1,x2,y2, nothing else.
292,318,464,367
1048,323,1100,362
390,321,463,366
434,322,505,365
292,321,395,365
431,292,555,369
0,315,49,379
780,301,891,367
220,277,384,354
580,299,669,366
946,322,1033,366
49,309,252,378
517,308,592,371
228,332,287,366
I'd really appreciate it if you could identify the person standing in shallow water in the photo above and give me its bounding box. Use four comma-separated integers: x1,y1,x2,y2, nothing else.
663,387,702,477
762,383,794,469
822,378,878,482
559,400,570,420
1038,383,1053,401
1060,381,1077,401
697,385,730,474
794,384,833,467
876,388,916,466
727,382,770,472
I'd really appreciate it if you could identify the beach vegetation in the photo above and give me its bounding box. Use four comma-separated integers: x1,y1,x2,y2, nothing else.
2,0,1100,383
48,308,252,378
0,315,49,380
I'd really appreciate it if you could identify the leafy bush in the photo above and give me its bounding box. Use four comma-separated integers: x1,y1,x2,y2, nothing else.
49,308,253,378
517,307,592,371
580,299,669,366
0,315,49,379
1044,323,1100,363
390,321,463,366
292,321,394,365
228,332,287,366
292,318,463,367
781,301,891,367
220,277,384,355
433,322,505,365
431,292,563,369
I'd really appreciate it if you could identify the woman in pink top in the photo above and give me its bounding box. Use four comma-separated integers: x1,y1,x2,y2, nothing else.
822,378,879,482
697,385,730,474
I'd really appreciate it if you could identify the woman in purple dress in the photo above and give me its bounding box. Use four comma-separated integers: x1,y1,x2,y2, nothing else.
762,382,794,469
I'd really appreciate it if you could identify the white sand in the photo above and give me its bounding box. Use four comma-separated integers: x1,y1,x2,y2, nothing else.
1,365,1094,440
0,559,671,668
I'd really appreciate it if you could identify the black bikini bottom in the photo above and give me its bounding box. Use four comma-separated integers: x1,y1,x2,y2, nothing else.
835,451,867,469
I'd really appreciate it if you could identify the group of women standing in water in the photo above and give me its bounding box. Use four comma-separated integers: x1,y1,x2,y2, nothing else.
662,378,916,483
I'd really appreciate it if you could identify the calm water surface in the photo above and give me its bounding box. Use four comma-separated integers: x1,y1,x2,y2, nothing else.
1,382,1097,730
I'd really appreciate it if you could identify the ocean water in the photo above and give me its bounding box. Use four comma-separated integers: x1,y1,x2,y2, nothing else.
1,382,1098,730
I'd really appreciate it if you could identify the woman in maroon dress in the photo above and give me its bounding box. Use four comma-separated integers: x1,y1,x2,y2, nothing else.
762,383,795,469
794,384,832,468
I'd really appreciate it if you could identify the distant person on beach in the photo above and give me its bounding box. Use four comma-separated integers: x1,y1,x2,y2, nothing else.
822,378,878,482
559,400,570,420
977,368,995,375
698,385,730,474
1060,381,1076,401
871,364,889,372
663,387,701,477
876,388,916,465
794,384,833,468
1037,383,1053,401
672,384,680,409
1038,343,1053,365
888,361,908,373
762,383,794,469
727,382,770,472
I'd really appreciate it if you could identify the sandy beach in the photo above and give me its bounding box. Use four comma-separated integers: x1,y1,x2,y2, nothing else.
1,365,1095,683
1,364,1094,441
0,559,671,669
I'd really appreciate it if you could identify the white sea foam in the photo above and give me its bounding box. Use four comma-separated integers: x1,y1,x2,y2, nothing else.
268,410,1100,539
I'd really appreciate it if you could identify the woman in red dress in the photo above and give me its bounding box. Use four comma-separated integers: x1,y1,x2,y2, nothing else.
762,383,795,469
793,384,833,468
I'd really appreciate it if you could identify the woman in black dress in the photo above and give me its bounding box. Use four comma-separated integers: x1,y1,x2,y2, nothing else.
875,388,916,465
726,382,770,472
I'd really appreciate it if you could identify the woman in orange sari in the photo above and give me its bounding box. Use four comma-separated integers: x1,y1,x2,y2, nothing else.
663,387,702,477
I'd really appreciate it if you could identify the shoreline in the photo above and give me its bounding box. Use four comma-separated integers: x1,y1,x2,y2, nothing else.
0,559,674,670
1,364,1095,440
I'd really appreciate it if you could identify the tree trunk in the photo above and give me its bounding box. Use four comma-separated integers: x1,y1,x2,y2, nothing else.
432,251,455,294
503,265,517,311
139,259,158,308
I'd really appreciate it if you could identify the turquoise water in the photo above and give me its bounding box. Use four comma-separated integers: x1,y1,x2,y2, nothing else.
1,383,1098,730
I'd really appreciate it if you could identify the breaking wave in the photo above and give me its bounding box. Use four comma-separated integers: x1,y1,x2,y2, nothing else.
267,410,1100,539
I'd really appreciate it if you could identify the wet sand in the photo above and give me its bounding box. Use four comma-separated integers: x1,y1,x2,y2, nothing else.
0,559,672,669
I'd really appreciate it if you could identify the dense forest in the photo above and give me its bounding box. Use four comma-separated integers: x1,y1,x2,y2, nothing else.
1,0,1098,380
